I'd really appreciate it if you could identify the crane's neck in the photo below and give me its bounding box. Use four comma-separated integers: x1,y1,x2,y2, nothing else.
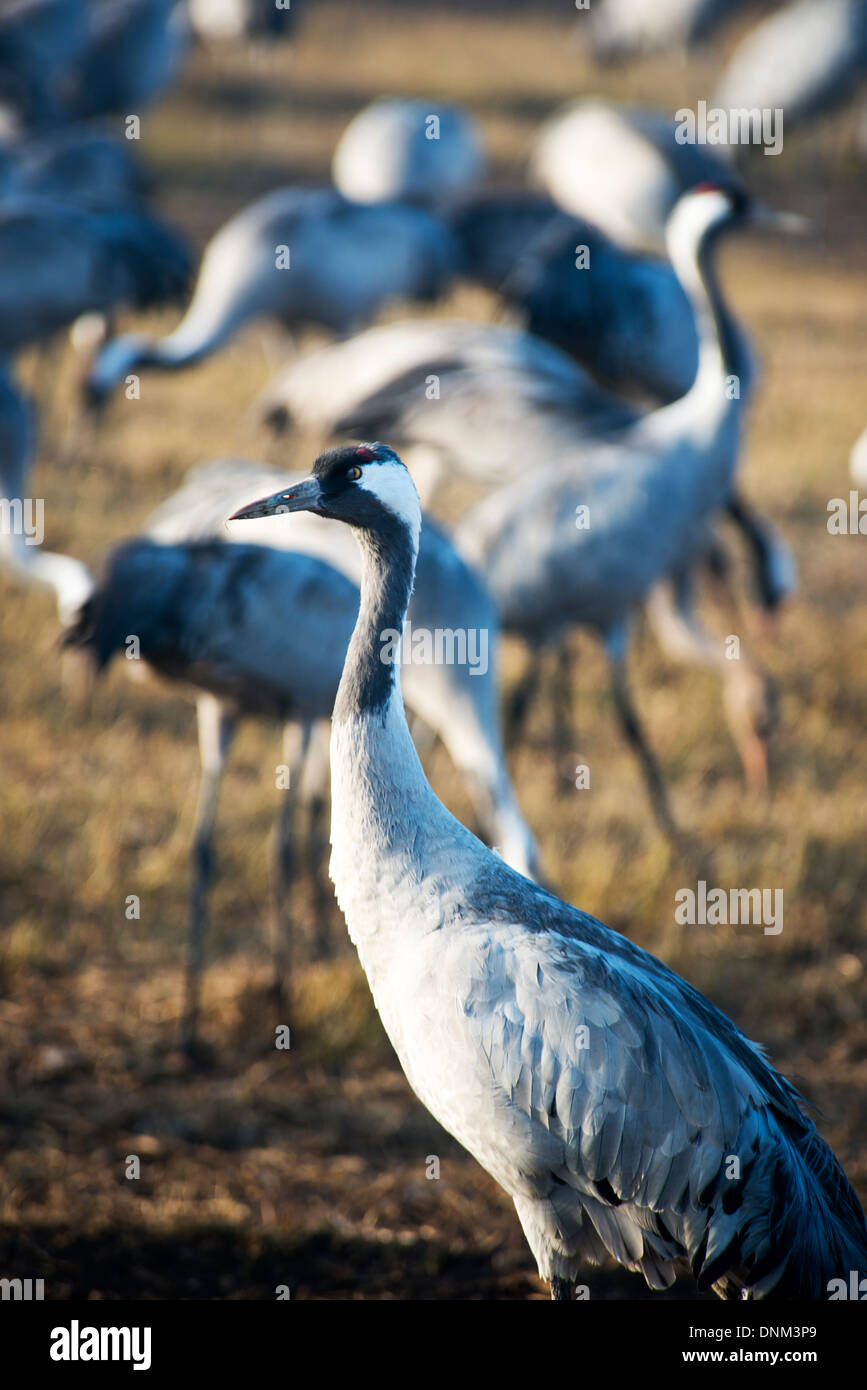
328,511,491,971
667,222,743,420
333,521,417,726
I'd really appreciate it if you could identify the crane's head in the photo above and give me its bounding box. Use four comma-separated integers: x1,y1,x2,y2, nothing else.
228,442,421,552
668,183,808,261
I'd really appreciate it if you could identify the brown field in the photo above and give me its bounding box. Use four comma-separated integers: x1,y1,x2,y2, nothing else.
0,1,866,1299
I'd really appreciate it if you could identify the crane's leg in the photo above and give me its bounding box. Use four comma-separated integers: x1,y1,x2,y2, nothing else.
646,577,776,795
724,492,796,621
549,1277,575,1301
505,657,541,746
180,695,237,1061
296,719,333,958
605,627,681,846
270,720,308,1013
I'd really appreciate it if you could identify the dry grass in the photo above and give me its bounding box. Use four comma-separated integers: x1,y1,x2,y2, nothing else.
0,1,866,1299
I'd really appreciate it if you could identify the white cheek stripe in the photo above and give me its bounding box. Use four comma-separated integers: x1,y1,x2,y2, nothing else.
359,461,421,550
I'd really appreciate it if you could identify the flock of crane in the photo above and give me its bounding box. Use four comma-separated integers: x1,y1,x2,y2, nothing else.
2,0,867,1301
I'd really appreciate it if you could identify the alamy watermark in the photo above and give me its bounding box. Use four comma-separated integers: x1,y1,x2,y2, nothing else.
675,881,783,936
675,102,783,157
380,621,489,676
0,497,44,546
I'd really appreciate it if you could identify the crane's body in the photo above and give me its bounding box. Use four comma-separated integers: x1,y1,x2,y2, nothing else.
229,441,867,1299
531,100,741,255
0,198,190,355
714,0,867,131
332,97,484,205
86,188,456,401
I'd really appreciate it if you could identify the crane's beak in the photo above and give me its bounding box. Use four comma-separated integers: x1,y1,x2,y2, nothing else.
228,476,322,522
748,202,811,236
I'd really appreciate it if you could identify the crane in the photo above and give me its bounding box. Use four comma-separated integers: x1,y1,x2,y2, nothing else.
530,99,742,255
332,96,484,206
63,0,189,121
187,0,297,42
84,187,457,406
714,0,867,134
0,198,191,356
445,188,701,403
228,439,867,1300
450,187,786,833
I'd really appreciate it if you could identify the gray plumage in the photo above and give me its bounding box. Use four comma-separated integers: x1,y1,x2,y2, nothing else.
86,187,457,403
0,0,91,127
332,97,484,206
0,198,191,355
254,318,635,494
713,0,867,131
0,125,146,207
531,99,743,255
228,440,867,1299
63,0,188,120
445,188,700,403
452,188,782,820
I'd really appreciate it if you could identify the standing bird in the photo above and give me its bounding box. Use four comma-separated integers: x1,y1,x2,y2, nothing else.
332,97,484,207
229,441,867,1300
713,0,867,135
253,317,635,494
530,99,742,255
85,188,456,405
453,187,785,831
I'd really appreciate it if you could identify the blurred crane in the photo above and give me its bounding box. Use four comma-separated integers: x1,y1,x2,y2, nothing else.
146,456,540,880
453,188,784,833
0,125,146,207
332,96,484,206
0,198,191,355
850,424,867,488
531,99,742,255
85,187,457,404
64,0,189,120
713,0,867,134
0,0,91,128
445,189,702,403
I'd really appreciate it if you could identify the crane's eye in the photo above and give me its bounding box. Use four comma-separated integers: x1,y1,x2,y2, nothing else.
346,465,363,481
